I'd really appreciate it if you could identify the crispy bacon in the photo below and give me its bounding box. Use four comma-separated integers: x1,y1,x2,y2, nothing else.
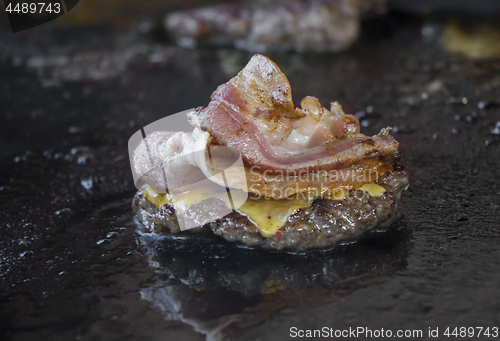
135,54,401,199
188,54,399,177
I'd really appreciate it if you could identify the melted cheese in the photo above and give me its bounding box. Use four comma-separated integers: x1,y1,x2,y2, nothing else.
358,183,386,197
142,184,383,237
240,189,348,237
143,187,171,208
143,186,226,212
237,194,311,238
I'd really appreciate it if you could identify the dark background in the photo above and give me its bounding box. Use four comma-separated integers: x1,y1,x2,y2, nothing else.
1,1,499,340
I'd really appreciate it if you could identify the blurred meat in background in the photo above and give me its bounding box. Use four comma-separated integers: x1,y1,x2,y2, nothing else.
164,0,387,52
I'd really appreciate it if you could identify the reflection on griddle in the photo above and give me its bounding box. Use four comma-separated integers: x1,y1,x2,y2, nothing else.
137,225,411,340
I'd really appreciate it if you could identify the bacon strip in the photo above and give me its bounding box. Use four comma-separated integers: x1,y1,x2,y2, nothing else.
188,54,399,176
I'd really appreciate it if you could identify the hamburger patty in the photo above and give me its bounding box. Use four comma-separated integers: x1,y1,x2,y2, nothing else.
132,170,409,252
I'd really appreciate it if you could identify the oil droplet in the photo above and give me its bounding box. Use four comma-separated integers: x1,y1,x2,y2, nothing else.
81,178,93,190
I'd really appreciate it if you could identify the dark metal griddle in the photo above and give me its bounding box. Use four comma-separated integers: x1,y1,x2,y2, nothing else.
1,5,500,341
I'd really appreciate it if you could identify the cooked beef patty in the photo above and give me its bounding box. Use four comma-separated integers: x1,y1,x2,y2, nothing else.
132,171,409,252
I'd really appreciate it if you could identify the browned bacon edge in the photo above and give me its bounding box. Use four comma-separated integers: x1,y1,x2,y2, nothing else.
189,54,399,178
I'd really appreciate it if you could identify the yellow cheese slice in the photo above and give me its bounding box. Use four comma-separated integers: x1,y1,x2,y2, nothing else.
358,183,386,197
236,194,311,238
142,184,383,237
143,186,170,208
143,186,226,212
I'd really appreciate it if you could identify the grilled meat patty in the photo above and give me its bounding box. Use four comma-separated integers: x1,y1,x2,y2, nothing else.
133,170,408,252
